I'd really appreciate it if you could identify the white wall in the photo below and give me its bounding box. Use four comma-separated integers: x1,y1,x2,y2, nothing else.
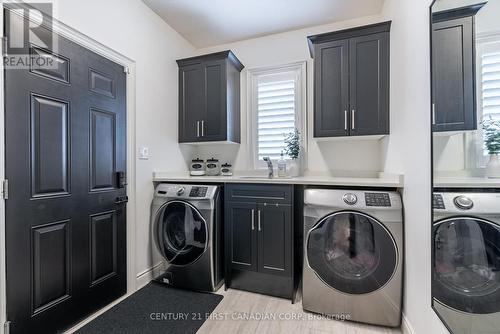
381,0,448,333
51,0,196,279
191,15,389,176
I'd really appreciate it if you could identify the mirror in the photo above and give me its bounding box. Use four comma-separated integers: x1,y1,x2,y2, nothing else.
431,0,500,333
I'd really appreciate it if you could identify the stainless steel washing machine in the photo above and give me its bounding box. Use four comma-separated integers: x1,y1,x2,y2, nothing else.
303,189,403,327
433,191,500,334
151,184,223,292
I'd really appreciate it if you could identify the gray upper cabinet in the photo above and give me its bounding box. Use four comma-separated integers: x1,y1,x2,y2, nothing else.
308,22,391,138
177,51,244,143
431,5,485,132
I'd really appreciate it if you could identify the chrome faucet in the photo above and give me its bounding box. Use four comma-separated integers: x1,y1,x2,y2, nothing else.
263,157,274,179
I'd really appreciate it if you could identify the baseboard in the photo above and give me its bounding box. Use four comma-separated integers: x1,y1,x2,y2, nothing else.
135,262,165,289
402,313,416,334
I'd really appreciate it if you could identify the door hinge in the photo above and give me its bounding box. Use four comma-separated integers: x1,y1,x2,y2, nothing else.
2,179,9,200
123,66,130,74
4,321,10,334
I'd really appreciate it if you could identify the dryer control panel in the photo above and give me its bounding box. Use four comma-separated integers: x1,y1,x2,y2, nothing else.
365,192,391,207
189,186,208,197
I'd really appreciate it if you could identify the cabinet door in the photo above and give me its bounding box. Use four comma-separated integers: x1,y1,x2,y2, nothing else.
179,63,204,142
203,59,227,141
314,40,350,137
225,202,257,272
349,32,390,136
432,17,476,132
257,204,292,277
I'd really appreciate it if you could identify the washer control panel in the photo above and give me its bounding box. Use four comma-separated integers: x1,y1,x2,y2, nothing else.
189,186,208,198
155,184,217,200
365,192,391,207
433,194,445,210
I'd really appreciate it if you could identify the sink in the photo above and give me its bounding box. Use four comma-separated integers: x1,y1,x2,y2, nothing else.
238,176,269,179
237,175,294,180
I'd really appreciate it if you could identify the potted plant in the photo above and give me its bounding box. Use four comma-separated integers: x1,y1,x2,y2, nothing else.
482,117,500,178
284,128,301,177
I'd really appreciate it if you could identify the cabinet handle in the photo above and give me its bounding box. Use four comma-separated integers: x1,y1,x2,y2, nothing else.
201,120,205,137
251,209,255,230
432,103,436,125
258,210,261,231
351,109,355,130
344,110,348,131
196,121,200,137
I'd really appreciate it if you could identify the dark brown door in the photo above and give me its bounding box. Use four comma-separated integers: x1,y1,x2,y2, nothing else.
257,204,292,277
349,32,390,136
313,39,350,137
4,11,127,334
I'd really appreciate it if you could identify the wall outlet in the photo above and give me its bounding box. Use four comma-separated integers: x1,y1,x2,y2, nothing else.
139,147,149,160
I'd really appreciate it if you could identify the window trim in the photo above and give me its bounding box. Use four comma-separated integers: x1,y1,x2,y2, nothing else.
246,62,307,170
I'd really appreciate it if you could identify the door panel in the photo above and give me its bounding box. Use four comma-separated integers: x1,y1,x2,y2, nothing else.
226,202,257,271
30,94,70,197
204,60,227,141
349,32,390,136
90,108,116,192
257,205,292,276
90,211,117,286
314,40,350,137
32,220,71,315
29,45,70,84
179,63,204,142
5,9,127,333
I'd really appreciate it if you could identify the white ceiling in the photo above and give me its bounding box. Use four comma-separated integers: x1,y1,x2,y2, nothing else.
142,0,386,48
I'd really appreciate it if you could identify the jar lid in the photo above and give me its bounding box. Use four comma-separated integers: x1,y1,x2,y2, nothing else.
221,163,232,167
192,158,204,162
207,157,219,162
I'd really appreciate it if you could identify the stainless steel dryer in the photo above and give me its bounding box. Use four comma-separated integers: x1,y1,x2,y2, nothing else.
151,184,223,292
303,189,403,327
433,191,500,334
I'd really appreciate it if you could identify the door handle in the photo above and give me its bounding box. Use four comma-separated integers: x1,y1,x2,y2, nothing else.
258,210,261,231
115,195,128,204
351,109,355,130
432,103,436,125
251,209,255,230
344,110,348,131
196,121,200,137
201,120,205,137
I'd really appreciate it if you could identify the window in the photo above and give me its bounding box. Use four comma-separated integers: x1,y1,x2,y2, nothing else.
481,50,500,124
476,40,500,163
248,63,306,169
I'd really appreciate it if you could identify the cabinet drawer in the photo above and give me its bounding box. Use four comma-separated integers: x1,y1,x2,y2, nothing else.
225,184,293,205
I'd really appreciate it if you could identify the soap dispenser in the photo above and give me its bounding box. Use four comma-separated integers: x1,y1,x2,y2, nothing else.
278,151,287,177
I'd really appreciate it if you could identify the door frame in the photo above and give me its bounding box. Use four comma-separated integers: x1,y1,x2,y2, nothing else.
0,4,138,333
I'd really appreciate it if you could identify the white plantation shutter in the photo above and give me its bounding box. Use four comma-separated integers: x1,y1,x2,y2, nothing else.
257,76,296,161
482,51,500,122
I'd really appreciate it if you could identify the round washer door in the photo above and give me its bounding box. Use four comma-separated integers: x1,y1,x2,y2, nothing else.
155,200,208,266
433,217,500,314
306,211,398,294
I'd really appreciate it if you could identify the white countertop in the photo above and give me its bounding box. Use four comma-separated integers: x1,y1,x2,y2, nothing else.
434,176,500,188
153,172,404,188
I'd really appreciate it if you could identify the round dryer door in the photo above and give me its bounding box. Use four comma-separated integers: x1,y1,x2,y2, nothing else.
433,217,500,314
155,201,208,266
306,211,398,294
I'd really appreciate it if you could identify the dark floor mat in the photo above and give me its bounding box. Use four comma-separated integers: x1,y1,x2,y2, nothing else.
76,282,223,334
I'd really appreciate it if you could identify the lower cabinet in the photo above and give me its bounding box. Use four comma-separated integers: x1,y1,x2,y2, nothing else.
224,184,295,301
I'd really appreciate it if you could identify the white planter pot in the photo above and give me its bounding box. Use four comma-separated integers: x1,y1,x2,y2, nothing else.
288,159,301,177
486,154,500,178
